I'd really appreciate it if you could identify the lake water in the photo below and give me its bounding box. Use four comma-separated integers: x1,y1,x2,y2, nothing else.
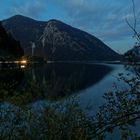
0,63,119,103
1,62,140,139
0,62,126,104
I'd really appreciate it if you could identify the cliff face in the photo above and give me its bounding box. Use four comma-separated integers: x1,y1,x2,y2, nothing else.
0,22,24,58
2,15,120,61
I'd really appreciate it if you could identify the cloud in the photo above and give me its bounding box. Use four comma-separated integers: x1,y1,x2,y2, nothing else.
11,0,47,18
7,0,140,42
48,0,140,43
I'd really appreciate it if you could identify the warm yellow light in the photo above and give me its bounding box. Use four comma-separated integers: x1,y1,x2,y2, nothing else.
20,65,26,68
20,60,27,64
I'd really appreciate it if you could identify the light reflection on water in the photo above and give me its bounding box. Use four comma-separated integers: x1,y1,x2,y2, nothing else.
0,62,113,101
1,63,130,116
0,63,130,108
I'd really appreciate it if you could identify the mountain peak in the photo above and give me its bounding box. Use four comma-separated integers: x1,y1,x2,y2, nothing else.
46,19,60,27
10,14,27,18
47,19,68,27
3,15,37,23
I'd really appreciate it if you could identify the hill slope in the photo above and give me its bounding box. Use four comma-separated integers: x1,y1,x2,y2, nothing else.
124,46,140,61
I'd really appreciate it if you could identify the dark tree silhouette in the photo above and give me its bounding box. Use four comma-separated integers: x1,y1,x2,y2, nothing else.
0,22,24,58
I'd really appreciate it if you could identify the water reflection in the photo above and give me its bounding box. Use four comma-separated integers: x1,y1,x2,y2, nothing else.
0,63,112,102
0,68,24,93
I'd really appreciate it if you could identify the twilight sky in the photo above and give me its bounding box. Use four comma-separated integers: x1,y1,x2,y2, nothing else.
0,0,140,53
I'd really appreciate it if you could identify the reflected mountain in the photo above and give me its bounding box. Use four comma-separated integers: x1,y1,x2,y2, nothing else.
21,63,112,101
0,68,24,98
1,63,112,103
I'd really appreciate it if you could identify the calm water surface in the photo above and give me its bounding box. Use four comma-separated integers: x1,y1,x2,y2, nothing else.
0,62,129,108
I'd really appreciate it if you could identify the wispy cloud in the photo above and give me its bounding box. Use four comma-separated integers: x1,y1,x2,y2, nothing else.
49,0,140,47
11,0,47,18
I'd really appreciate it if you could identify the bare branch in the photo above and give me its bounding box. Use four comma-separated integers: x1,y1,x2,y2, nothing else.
132,0,137,30
125,18,140,42
125,0,140,44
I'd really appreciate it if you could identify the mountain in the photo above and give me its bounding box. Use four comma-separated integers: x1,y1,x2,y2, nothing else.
124,45,140,61
2,15,120,61
0,22,24,59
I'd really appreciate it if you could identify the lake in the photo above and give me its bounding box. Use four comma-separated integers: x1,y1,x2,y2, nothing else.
0,62,122,104
1,62,140,139
0,62,128,103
